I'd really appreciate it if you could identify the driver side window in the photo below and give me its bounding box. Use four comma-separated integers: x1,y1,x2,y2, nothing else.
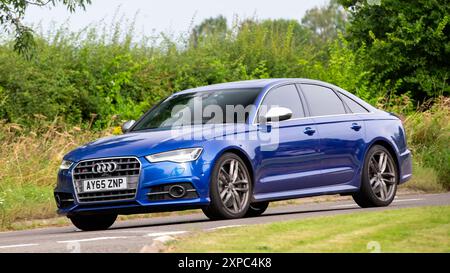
257,84,305,122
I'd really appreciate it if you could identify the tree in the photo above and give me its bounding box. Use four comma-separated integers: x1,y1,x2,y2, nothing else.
189,15,228,48
260,19,310,46
339,0,450,100
0,0,91,58
302,0,347,45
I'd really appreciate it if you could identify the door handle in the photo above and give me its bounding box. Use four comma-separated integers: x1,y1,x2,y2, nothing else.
304,127,316,136
351,123,362,131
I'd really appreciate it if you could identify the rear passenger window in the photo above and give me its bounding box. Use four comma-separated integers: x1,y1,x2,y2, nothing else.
340,93,369,113
300,84,346,116
258,85,304,121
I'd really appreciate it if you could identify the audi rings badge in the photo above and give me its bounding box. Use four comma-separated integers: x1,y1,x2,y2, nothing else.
92,162,118,174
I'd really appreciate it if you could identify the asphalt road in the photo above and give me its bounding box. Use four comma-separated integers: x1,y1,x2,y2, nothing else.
0,193,449,253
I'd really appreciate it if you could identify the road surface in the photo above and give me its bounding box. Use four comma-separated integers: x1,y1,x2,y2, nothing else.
0,193,449,253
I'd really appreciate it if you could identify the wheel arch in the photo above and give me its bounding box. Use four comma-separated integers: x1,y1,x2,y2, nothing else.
213,146,255,188
365,138,401,183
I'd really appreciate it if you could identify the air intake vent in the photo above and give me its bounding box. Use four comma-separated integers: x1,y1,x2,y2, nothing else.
147,183,198,201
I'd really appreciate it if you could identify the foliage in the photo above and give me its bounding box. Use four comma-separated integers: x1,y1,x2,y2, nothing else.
303,33,380,104
189,15,228,48
0,12,392,129
0,1,447,125
339,0,450,101
0,119,106,227
0,0,91,58
379,95,450,188
302,0,348,57
0,17,322,128
1,1,446,127
403,97,450,188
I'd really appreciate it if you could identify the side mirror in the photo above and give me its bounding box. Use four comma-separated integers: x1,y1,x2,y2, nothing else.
121,120,136,133
262,107,293,123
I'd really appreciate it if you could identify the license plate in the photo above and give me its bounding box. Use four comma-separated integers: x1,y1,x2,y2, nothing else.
83,177,128,193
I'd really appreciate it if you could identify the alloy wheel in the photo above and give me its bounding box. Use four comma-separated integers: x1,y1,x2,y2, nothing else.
217,159,250,214
368,151,397,201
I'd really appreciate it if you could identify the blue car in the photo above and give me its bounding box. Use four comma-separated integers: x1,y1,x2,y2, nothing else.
54,79,412,231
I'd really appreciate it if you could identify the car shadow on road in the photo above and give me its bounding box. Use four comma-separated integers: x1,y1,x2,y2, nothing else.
103,206,362,231
52,206,363,234
262,206,361,218
110,217,210,231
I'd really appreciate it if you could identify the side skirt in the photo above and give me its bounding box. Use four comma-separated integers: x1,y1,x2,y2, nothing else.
253,185,359,203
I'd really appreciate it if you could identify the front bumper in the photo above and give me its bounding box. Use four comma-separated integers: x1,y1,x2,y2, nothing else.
54,156,212,216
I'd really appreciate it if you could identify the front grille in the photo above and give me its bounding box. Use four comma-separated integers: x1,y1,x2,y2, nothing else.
72,157,141,203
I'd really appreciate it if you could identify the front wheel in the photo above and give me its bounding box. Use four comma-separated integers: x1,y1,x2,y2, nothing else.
69,214,117,231
202,153,252,220
352,145,398,208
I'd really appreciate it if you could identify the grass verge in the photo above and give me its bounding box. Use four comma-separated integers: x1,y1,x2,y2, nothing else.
166,206,450,253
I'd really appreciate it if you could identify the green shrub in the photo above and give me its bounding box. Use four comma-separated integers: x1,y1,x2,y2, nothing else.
0,18,374,129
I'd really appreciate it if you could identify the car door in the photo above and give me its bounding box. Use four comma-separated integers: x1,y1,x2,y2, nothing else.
299,84,366,187
255,84,322,196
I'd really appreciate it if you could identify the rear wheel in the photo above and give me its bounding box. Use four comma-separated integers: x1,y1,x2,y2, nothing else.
202,153,252,220
245,202,269,217
353,145,398,208
69,214,117,231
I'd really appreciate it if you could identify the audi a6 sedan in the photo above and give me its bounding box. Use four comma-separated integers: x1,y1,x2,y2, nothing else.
54,79,412,231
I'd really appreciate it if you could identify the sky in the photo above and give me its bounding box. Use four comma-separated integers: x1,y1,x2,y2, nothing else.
24,0,329,36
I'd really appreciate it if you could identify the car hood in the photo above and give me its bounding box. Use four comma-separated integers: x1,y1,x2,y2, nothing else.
65,124,250,162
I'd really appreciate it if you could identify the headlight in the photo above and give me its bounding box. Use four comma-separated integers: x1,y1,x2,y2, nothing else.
145,148,203,163
59,160,73,170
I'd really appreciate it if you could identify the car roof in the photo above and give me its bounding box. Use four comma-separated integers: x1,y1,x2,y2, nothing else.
174,78,378,112
176,78,334,94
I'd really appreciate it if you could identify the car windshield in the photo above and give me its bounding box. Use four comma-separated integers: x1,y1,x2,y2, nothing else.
131,88,261,131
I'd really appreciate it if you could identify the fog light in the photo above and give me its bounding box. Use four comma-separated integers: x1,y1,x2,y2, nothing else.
168,185,186,198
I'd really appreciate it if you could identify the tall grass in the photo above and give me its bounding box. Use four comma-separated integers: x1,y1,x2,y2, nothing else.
403,97,450,189
0,119,111,228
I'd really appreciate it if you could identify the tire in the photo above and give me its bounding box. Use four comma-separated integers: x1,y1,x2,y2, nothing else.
245,202,269,217
352,145,398,208
202,153,252,220
69,213,117,231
